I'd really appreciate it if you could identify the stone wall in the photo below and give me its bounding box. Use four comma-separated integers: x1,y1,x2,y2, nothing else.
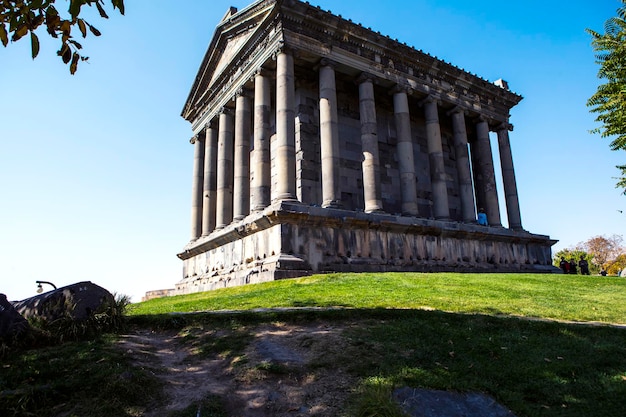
175,201,556,295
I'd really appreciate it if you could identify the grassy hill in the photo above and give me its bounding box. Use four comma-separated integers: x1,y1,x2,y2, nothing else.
2,272,625,417
130,272,626,324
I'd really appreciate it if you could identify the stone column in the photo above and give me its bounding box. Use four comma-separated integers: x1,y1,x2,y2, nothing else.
393,87,418,216
448,108,476,223
189,133,205,240
475,117,501,227
497,124,523,230
233,90,252,221
202,121,218,236
358,74,383,213
319,60,341,208
215,108,234,229
423,97,449,220
469,139,485,215
252,70,271,211
274,48,297,201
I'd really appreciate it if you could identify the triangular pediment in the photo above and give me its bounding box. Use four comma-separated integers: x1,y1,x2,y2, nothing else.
210,29,255,86
182,0,280,121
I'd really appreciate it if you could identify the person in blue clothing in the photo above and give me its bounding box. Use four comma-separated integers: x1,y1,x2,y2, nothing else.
477,208,488,226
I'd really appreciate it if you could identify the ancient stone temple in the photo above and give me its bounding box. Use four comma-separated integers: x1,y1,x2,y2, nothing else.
175,0,556,294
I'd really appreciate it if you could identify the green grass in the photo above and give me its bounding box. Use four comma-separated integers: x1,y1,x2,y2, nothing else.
3,272,626,417
129,272,626,324
0,336,164,417
340,310,626,416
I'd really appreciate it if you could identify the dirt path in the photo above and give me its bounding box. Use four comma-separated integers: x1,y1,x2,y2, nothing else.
116,317,520,417
116,323,358,416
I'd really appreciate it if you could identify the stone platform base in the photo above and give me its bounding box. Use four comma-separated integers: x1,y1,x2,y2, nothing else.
174,201,557,295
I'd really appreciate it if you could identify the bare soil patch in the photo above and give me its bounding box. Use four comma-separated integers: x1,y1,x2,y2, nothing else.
116,322,359,416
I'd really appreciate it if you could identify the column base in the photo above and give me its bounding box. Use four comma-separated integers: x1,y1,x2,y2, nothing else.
322,200,342,209
273,195,299,203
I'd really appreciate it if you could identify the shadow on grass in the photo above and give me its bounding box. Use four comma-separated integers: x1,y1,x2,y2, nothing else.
342,309,625,417
290,298,353,308
128,307,626,417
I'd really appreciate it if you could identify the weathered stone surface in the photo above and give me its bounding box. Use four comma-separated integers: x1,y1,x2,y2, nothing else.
12,281,115,322
0,293,30,340
393,387,517,417
174,201,557,295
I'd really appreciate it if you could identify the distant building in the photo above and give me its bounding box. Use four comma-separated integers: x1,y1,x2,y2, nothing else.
174,0,556,294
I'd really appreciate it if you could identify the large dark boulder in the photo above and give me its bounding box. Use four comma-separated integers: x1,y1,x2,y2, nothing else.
0,293,30,340
12,281,115,322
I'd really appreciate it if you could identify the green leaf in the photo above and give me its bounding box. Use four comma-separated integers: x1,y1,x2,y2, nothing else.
69,0,83,19
31,15,45,31
12,24,28,42
77,19,87,38
30,32,40,59
69,39,83,50
45,5,59,18
88,23,101,37
112,0,125,15
0,23,8,47
70,52,79,74
60,43,71,63
95,1,109,19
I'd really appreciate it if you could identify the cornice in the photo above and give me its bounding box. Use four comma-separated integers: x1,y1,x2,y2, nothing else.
281,1,522,113
185,0,523,130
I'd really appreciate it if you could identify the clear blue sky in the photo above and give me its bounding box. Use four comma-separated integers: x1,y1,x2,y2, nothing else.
1,0,624,302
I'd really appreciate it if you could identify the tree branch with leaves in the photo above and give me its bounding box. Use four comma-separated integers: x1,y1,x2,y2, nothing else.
587,0,626,194
1,0,124,74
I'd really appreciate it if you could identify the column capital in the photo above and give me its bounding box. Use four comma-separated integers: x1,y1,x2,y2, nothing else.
319,58,338,68
219,106,234,116
190,134,202,144
358,72,378,85
497,122,514,132
235,87,253,98
419,95,440,107
473,114,493,125
273,42,296,59
204,119,217,131
389,84,412,96
446,106,468,117
253,67,272,78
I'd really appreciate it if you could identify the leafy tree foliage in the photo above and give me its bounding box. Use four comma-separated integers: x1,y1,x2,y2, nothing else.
552,248,597,275
607,253,626,275
552,235,626,275
554,234,625,275
582,234,623,269
587,1,626,193
1,0,124,74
